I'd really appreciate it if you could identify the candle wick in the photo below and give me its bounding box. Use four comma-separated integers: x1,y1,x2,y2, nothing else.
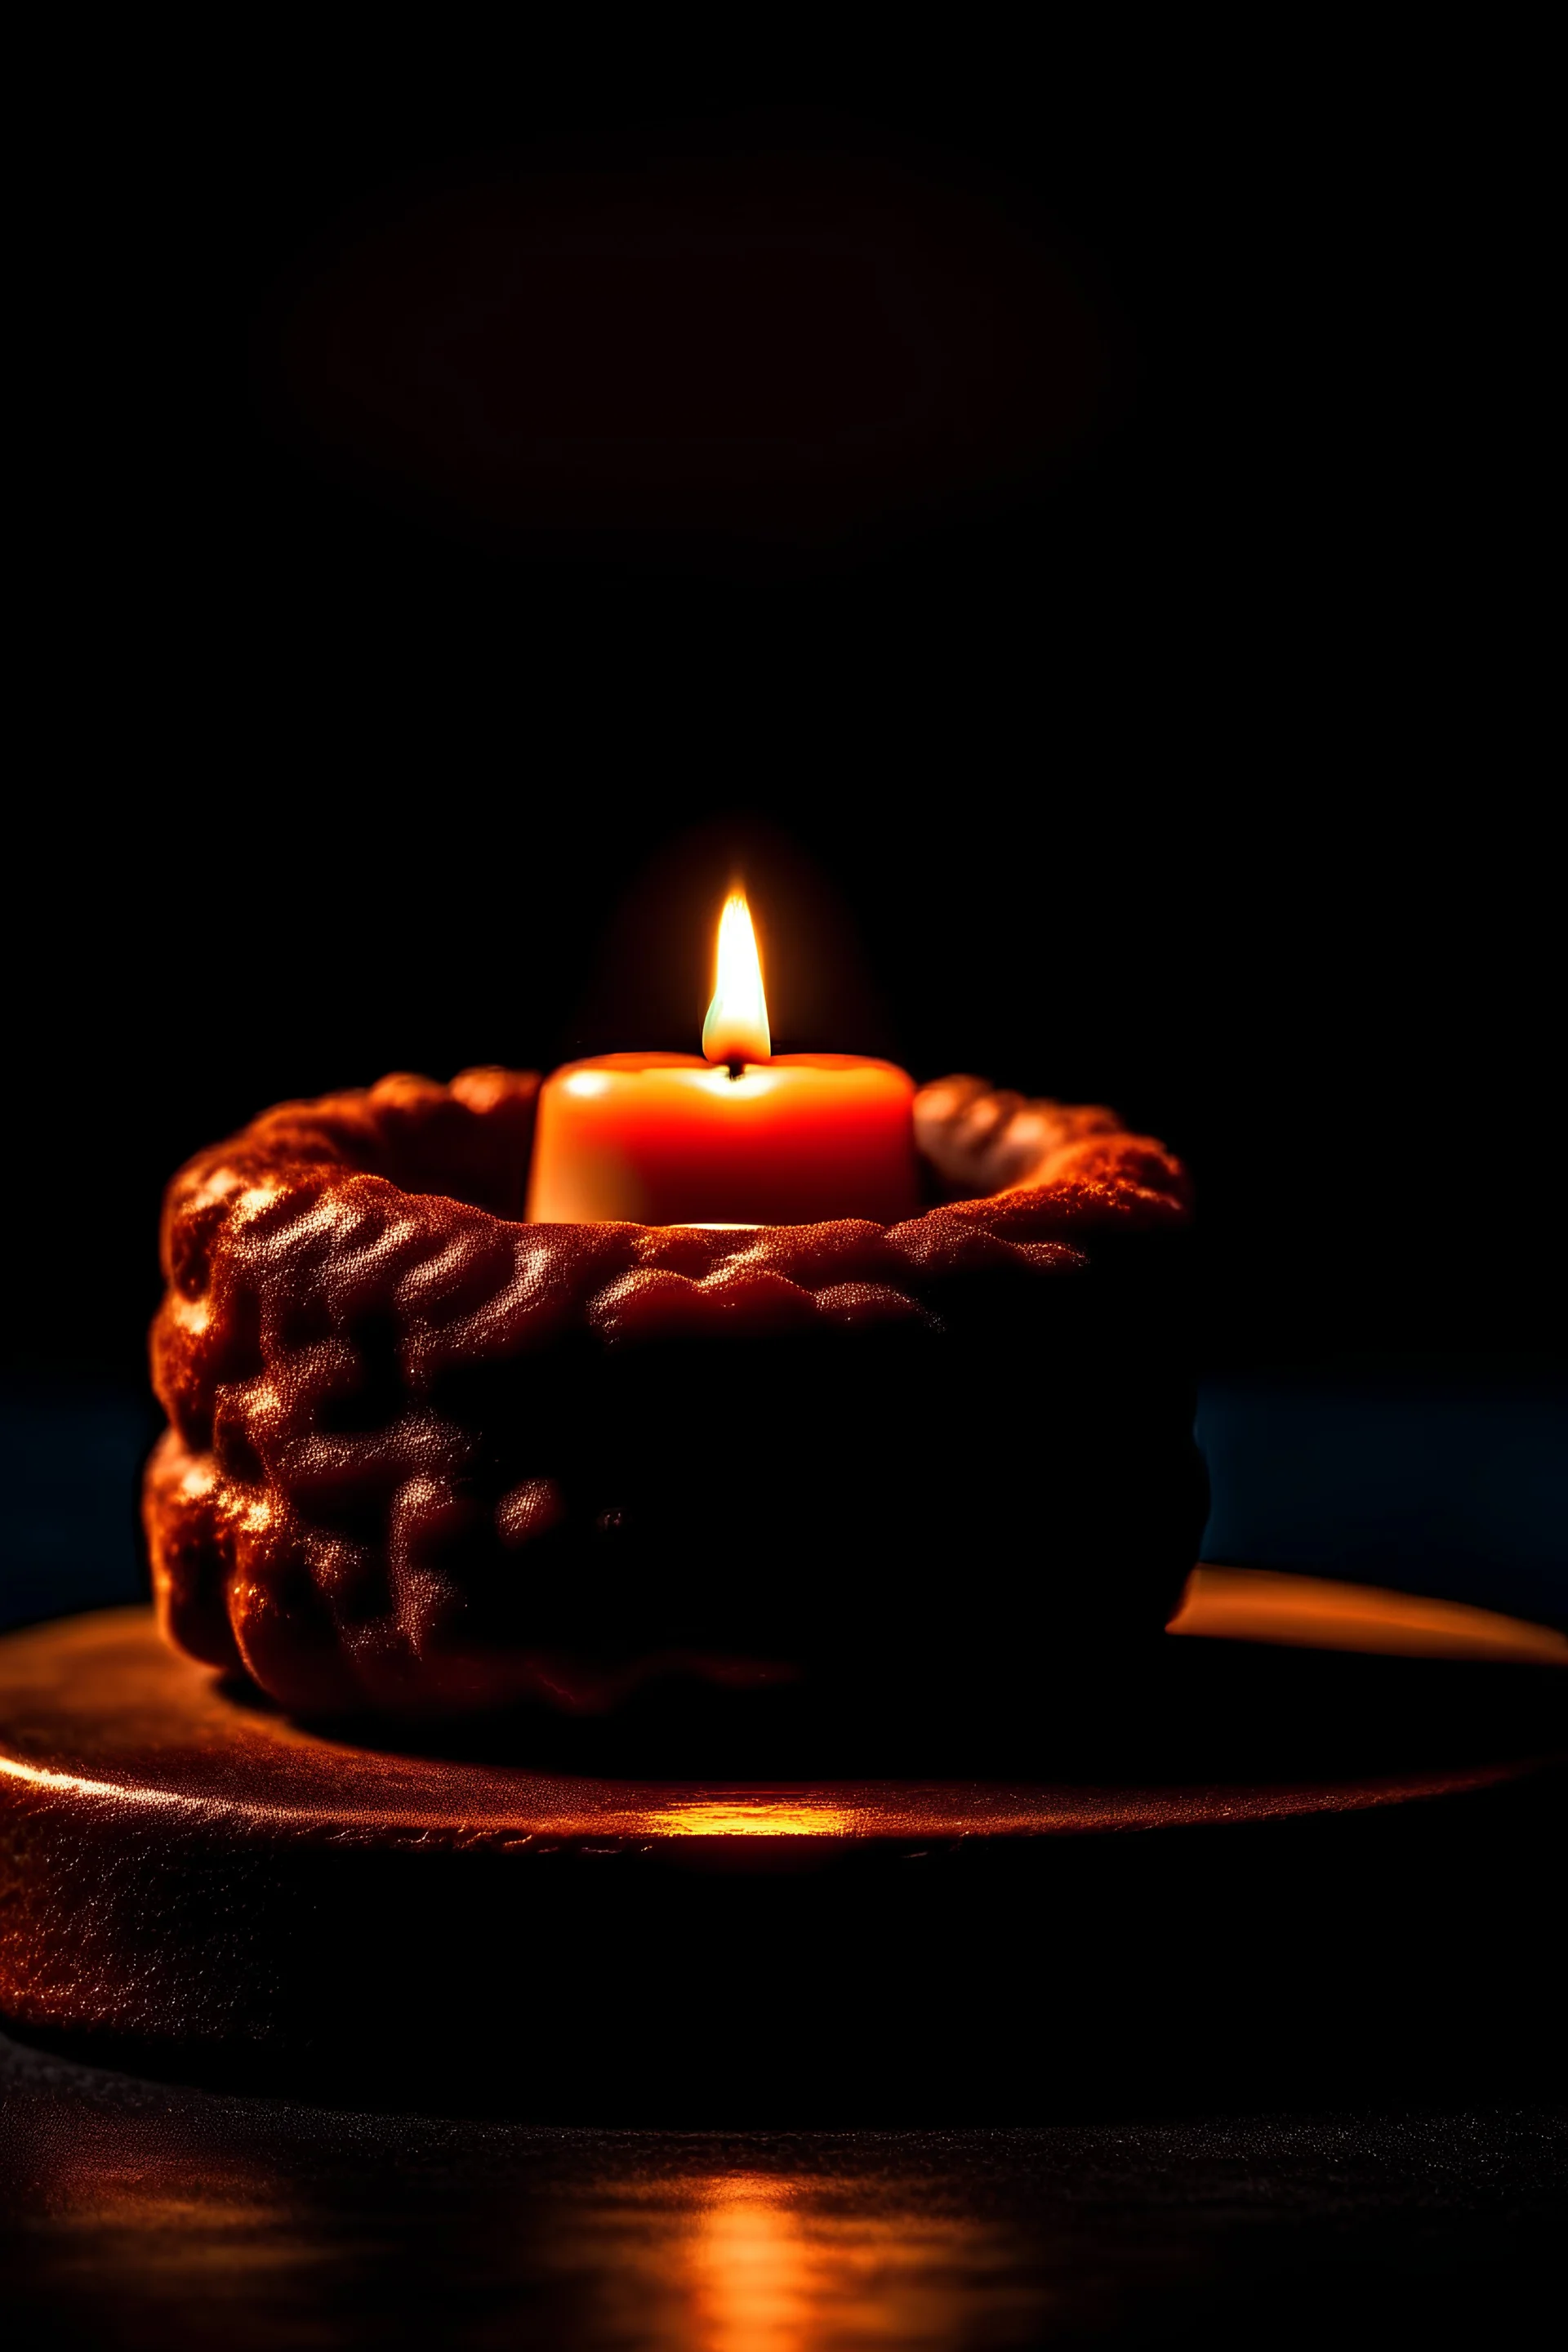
726,1059,746,1082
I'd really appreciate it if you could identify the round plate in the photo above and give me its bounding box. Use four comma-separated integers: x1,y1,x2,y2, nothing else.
2,1576,1563,2118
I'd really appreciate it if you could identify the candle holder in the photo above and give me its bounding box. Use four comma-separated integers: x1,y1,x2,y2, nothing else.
145,1066,1206,1753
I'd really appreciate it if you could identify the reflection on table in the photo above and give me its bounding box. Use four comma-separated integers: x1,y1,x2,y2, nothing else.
4,2034,1562,2352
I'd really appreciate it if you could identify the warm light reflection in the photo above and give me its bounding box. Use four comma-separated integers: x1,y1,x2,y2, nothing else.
234,1183,283,1220
550,2170,1018,2352
1170,1566,1568,1666
20,2140,306,2302
20,2127,1031,2349
702,891,771,1067
690,2176,808,2352
642,1801,852,1838
679,2172,1020,2352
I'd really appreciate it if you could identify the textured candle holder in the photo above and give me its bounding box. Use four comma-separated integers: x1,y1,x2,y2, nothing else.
145,1067,1205,1728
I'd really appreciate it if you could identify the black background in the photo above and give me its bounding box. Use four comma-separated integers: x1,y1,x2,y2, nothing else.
7,28,1554,1387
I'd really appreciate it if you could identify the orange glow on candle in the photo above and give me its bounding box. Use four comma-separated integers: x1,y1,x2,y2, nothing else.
702,891,772,1068
524,884,918,1226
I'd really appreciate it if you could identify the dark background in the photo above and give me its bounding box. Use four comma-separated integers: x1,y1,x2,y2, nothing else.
6,29,1555,1392
4,55,1563,2331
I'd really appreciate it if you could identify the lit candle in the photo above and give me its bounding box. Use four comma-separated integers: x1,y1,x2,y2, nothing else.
525,892,919,1226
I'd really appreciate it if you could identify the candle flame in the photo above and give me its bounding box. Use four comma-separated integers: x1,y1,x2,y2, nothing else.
702,890,771,1067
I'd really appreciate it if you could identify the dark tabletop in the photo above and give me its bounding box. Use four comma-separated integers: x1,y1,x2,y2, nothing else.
2,2034,1563,2350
